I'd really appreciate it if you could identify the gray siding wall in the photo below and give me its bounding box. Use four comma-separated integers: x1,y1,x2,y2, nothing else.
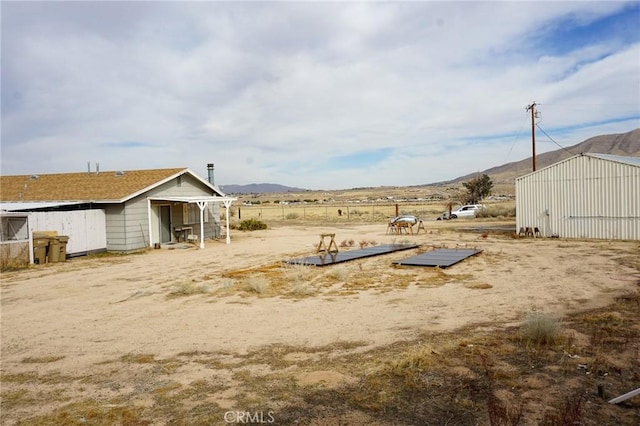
516,155,640,240
105,173,222,252
105,204,127,251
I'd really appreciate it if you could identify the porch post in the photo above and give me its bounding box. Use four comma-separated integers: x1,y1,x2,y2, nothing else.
196,201,208,249
223,199,233,244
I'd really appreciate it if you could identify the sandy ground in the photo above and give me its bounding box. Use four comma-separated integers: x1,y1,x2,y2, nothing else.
1,220,639,422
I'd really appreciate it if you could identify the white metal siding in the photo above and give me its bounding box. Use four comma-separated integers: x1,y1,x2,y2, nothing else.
29,210,107,255
516,155,640,240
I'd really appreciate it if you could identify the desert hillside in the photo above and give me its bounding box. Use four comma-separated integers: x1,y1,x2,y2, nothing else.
455,128,640,184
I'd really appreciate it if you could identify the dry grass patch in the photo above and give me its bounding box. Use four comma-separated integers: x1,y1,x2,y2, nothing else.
21,356,66,364
324,264,350,281
520,312,563,346
5,292,639,426
167,281,209,298
119,353,156,364
16,399,150,426
464,282,493,289
244,275,270,294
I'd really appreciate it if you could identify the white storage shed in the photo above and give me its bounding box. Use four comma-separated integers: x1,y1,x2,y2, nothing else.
516,153,640,240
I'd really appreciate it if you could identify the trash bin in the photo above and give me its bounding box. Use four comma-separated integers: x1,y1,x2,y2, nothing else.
48,237,61,262
57,236,69,262
33,238,49,265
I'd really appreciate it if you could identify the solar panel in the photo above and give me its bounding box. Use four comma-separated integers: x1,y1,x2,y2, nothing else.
394,248,482,268
287,243,419,267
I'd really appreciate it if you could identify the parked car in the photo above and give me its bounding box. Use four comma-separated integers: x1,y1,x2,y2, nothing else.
436,211,453,220
436,204,485,220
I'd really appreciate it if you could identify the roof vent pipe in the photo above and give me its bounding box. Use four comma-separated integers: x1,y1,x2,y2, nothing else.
207,163,214,185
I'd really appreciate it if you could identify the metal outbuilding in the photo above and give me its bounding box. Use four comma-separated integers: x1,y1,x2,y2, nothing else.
515,153,640,240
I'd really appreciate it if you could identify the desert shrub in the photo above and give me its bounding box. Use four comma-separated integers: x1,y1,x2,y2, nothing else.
476,205,516,218
245,276,269,294
282,263,312,282
521,312,562,346
1,243,30,271
326,265,350,281
540,391,585,426
285,212,300,220
383,345,437,381
487,393,524,426
220,278,235,289
291,282,314,296
339,239,355,247
169,281,209,297
237,218,267,231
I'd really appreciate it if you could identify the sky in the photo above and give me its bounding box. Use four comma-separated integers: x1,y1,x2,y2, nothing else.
1,1,639,190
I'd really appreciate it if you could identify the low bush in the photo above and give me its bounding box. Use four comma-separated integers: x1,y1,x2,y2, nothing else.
476,205,516,218
245,276,269,294
521,312,563,346
237,218,268,231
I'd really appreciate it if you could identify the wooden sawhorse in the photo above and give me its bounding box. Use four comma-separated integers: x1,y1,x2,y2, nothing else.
317,233,339,253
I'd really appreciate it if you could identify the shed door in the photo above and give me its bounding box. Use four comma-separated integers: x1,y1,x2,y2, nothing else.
159,206,172,243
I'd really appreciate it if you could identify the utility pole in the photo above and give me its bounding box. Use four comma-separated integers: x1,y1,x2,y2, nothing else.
526,102,537,171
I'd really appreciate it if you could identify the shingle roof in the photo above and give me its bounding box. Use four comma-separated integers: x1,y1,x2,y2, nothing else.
0,168,188,202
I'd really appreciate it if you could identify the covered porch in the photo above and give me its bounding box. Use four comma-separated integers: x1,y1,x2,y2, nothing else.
147,196,237,248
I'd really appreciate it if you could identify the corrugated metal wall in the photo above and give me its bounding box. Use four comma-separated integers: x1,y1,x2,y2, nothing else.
516,155,640,240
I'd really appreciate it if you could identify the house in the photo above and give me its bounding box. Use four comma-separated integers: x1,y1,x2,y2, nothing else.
0,168,236,256
515,153,640,240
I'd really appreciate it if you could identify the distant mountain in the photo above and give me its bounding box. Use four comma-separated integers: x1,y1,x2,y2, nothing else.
453,128,640,184
219,183,307,194
220,129,639,195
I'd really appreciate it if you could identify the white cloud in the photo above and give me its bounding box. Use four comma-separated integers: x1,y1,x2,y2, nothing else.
1,1,638,189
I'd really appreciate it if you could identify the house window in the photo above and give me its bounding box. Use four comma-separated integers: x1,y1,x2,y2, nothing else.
183,203,209,225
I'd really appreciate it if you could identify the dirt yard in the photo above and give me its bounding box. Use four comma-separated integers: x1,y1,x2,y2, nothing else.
1,220,639,425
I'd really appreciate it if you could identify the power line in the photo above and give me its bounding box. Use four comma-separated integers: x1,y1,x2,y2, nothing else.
535,124,577,156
